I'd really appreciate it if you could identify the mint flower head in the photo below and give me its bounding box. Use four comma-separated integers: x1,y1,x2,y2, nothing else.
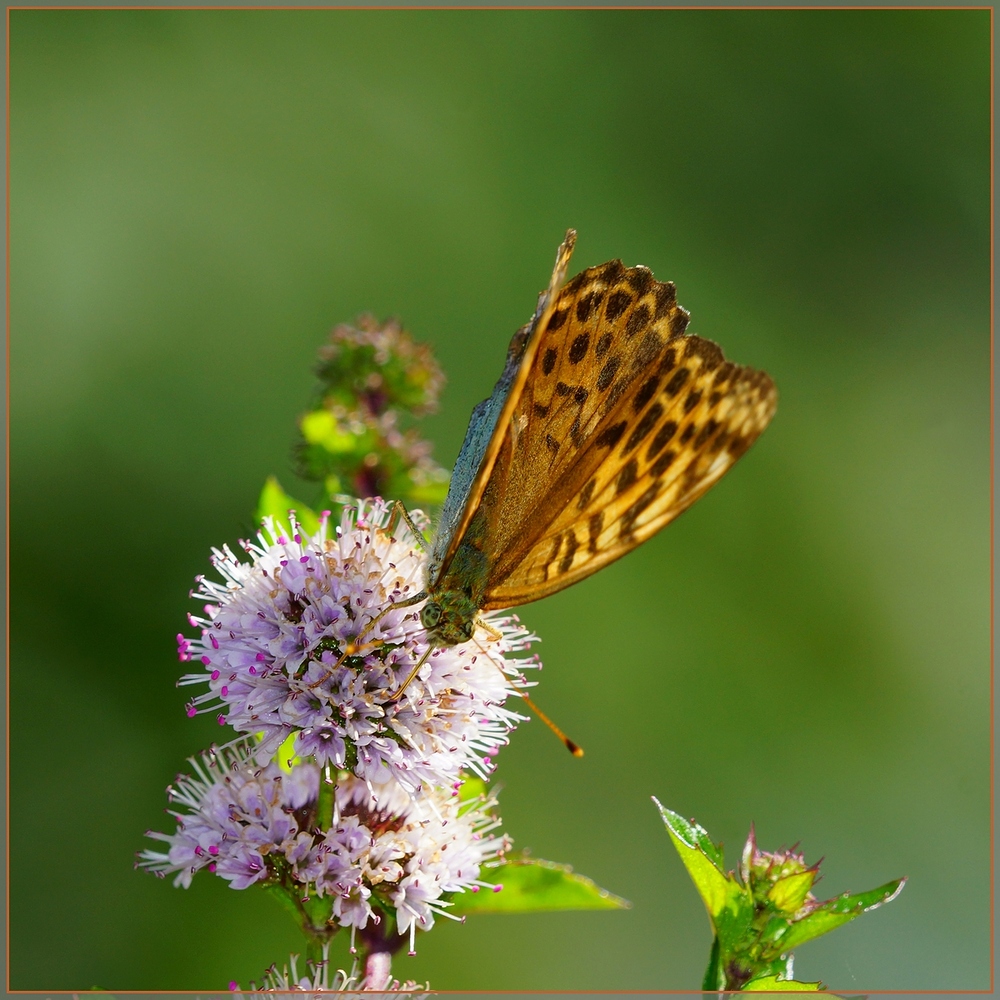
297,316,449,506
243,942,425,993
139,745,511,954
177,500,537,794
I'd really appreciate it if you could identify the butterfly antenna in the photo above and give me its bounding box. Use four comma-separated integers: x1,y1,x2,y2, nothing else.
472,631,584,757
519,691,584,758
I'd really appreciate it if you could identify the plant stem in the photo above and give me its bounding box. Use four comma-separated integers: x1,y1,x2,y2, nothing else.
364,949,392,990
359,917,406,989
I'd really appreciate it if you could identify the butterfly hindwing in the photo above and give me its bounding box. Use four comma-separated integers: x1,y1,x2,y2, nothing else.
473,262,777,610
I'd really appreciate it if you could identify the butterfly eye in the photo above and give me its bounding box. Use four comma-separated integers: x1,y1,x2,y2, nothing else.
420,602,443,629
457,620,475,641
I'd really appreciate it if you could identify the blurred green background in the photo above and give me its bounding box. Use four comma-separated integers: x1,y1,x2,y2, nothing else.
9,8,990,992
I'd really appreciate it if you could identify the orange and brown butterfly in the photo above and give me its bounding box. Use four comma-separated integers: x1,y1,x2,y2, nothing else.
381,230,776,728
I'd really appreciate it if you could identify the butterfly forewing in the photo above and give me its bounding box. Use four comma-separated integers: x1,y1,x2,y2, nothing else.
468,260,776,610
429,232,577,585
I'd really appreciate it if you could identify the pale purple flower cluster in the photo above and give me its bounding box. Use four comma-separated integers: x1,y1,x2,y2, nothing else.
144,497,530,959
139,744,510,953
246,942,424,993
177,500,537,794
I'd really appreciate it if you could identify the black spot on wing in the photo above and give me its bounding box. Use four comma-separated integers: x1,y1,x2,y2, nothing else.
605,290,631,320
631,329,663,371
686,336,724,370
728,434,752,459
684,389,703,413
596,421,627,449
561,270,589,295
576,290,604,322
650,449,676,477
533,402,550,418
545,434,560,455
588,511,604,553
547,308,569,332
626,267,654,295
632,375,660,413
679,424,695,445
654,282,677,318
620,482,661,539
670,309,690,336
596,331,613,357
647,420,678,460
542,348,557,375
713,362,735,386
664,367,690,396
625,304,652,339
569,333,590,364
624,402,664,455
542,533,563,581
597,355,621,391
577,479,596,509
695,419,720,449
598,260,626,284
616,458,638,495
558,530,578,574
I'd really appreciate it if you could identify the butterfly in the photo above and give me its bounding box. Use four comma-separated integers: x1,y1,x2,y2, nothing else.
378,230,776,713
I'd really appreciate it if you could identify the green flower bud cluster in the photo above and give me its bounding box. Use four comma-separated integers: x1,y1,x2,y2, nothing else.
656,800,905,993
296,315,449,507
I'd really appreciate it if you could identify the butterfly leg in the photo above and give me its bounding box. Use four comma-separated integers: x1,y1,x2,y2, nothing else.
387,500,431,550
358,590,427,640
306,591,429,690
475,618,504,642
386,644,434,702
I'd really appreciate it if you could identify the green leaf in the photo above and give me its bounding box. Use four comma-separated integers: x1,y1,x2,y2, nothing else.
257,476,320,537
300,409,359,453
702,936,724,992
653,797,725,868
274,731,304,774
655,798,746,927
742,973,824,992
449,857,630,915
779,878,907,951
457,776,487,802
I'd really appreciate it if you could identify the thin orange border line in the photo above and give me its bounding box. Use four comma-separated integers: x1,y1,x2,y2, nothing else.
2,4,996,9
3,5,993,997
6,3,12,995
983,8,996,1000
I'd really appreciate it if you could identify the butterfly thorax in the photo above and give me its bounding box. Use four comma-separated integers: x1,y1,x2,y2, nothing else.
422,529,491,646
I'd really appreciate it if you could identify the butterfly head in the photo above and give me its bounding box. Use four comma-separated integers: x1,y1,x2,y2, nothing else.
420,590,480,647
